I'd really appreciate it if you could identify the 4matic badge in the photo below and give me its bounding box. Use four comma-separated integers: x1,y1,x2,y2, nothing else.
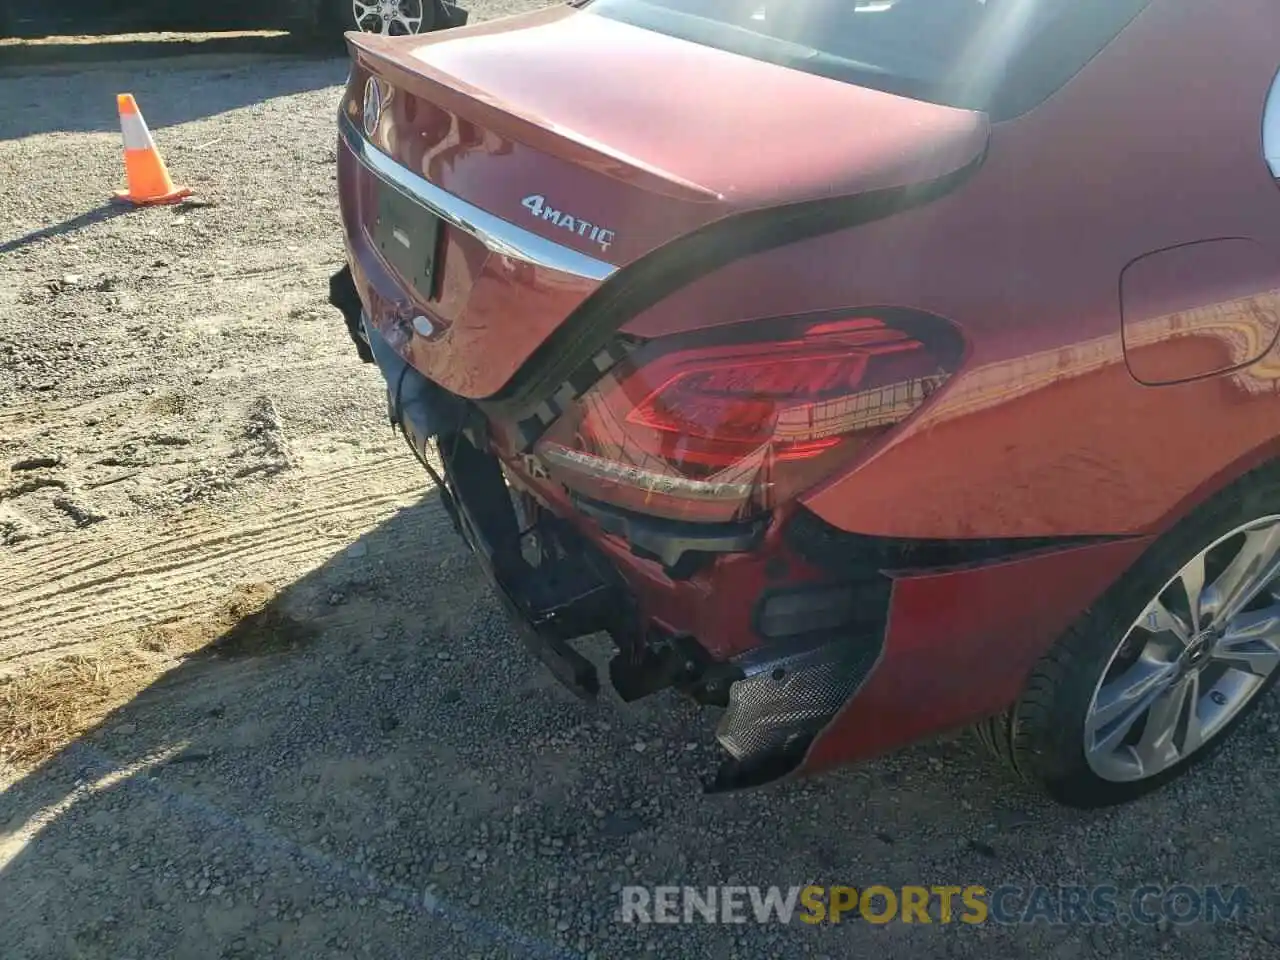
521,195,616,253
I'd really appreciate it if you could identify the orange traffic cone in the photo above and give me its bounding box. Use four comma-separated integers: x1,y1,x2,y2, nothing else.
113,93,191,206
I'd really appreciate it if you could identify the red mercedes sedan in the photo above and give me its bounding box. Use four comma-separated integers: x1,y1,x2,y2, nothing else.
328,0,1280,808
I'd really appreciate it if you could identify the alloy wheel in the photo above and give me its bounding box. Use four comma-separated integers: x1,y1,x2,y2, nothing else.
352,0,426,35
1084,515,1280,782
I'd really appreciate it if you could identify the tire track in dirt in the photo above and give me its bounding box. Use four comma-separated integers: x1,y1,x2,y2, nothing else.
0,456,431,669
0,399,96,431
0,456,415,588
2,456,425,597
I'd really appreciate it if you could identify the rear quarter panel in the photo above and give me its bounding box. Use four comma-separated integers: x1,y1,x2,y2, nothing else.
622,0,1280,540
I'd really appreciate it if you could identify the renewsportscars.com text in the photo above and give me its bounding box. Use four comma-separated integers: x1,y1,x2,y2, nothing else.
618,884,1251,926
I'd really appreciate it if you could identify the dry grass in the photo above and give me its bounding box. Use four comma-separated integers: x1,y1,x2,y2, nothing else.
140,581,315,659
0,582,313,768
0,648,157,768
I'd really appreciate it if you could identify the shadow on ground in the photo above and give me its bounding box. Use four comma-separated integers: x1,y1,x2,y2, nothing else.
0,33,345,140
1,489,1278,958
0,202,136,254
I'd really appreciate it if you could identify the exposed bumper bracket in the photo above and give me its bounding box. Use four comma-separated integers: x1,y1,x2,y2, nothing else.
440,435,621,702
482,555,603,701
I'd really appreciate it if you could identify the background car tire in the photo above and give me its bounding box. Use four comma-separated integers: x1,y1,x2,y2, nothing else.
978,463,1280,808
316,0,442,37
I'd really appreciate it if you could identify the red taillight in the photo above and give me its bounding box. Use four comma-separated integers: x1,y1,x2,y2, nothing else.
536,314,960,524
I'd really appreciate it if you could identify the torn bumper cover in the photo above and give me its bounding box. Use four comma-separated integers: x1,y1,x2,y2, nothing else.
328,266,1145,794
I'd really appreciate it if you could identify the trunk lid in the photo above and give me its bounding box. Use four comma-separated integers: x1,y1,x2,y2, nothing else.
339,6,989,398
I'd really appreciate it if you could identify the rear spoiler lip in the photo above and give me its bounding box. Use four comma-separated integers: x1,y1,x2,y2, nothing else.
340,26,725,204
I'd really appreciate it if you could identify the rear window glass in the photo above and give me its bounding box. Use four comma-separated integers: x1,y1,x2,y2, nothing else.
584,0,1154,119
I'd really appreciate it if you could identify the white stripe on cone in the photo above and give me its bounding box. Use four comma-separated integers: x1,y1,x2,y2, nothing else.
120,112,154,152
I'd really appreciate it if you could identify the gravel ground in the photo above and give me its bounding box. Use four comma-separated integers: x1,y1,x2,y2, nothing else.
2,8,1279,959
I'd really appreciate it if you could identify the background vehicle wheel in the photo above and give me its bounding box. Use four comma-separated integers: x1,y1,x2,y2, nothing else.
333,0,436,36
980,467,1280,808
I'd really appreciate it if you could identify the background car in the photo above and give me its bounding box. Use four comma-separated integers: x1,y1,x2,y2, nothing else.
0,0,468,40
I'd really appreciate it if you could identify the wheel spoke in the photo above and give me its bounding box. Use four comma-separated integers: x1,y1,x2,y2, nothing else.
1132,672,1201,775
1138,596,1191,644
1203,521,1280,627
1090,659,1178,732
1213,605,1280,677
353,1,378,20
1088,657,1178,753
1179,552,1208,632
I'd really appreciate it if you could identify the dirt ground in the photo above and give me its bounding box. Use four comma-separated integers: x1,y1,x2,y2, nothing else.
1,11,1279,960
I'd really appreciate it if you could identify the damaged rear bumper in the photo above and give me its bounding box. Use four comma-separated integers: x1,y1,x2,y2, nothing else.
328,265,1151,793
438,442,895,793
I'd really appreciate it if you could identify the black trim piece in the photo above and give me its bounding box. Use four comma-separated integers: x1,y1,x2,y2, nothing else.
480,550,603,700
477,150,987,447
364,318,471,457
572,494,765,577
785,505,1127,576
437,433,631,700
752,578,892,643
509,337,642,452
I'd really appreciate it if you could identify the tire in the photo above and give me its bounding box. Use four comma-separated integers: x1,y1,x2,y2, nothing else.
980,464,1280,808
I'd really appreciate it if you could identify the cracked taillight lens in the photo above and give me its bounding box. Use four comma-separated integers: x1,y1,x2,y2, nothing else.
536,314,961,523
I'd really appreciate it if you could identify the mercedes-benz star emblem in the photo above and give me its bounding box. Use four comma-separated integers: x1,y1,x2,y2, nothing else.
363,76,385,138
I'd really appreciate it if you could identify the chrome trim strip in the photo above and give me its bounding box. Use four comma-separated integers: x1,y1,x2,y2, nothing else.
339,113,618,283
